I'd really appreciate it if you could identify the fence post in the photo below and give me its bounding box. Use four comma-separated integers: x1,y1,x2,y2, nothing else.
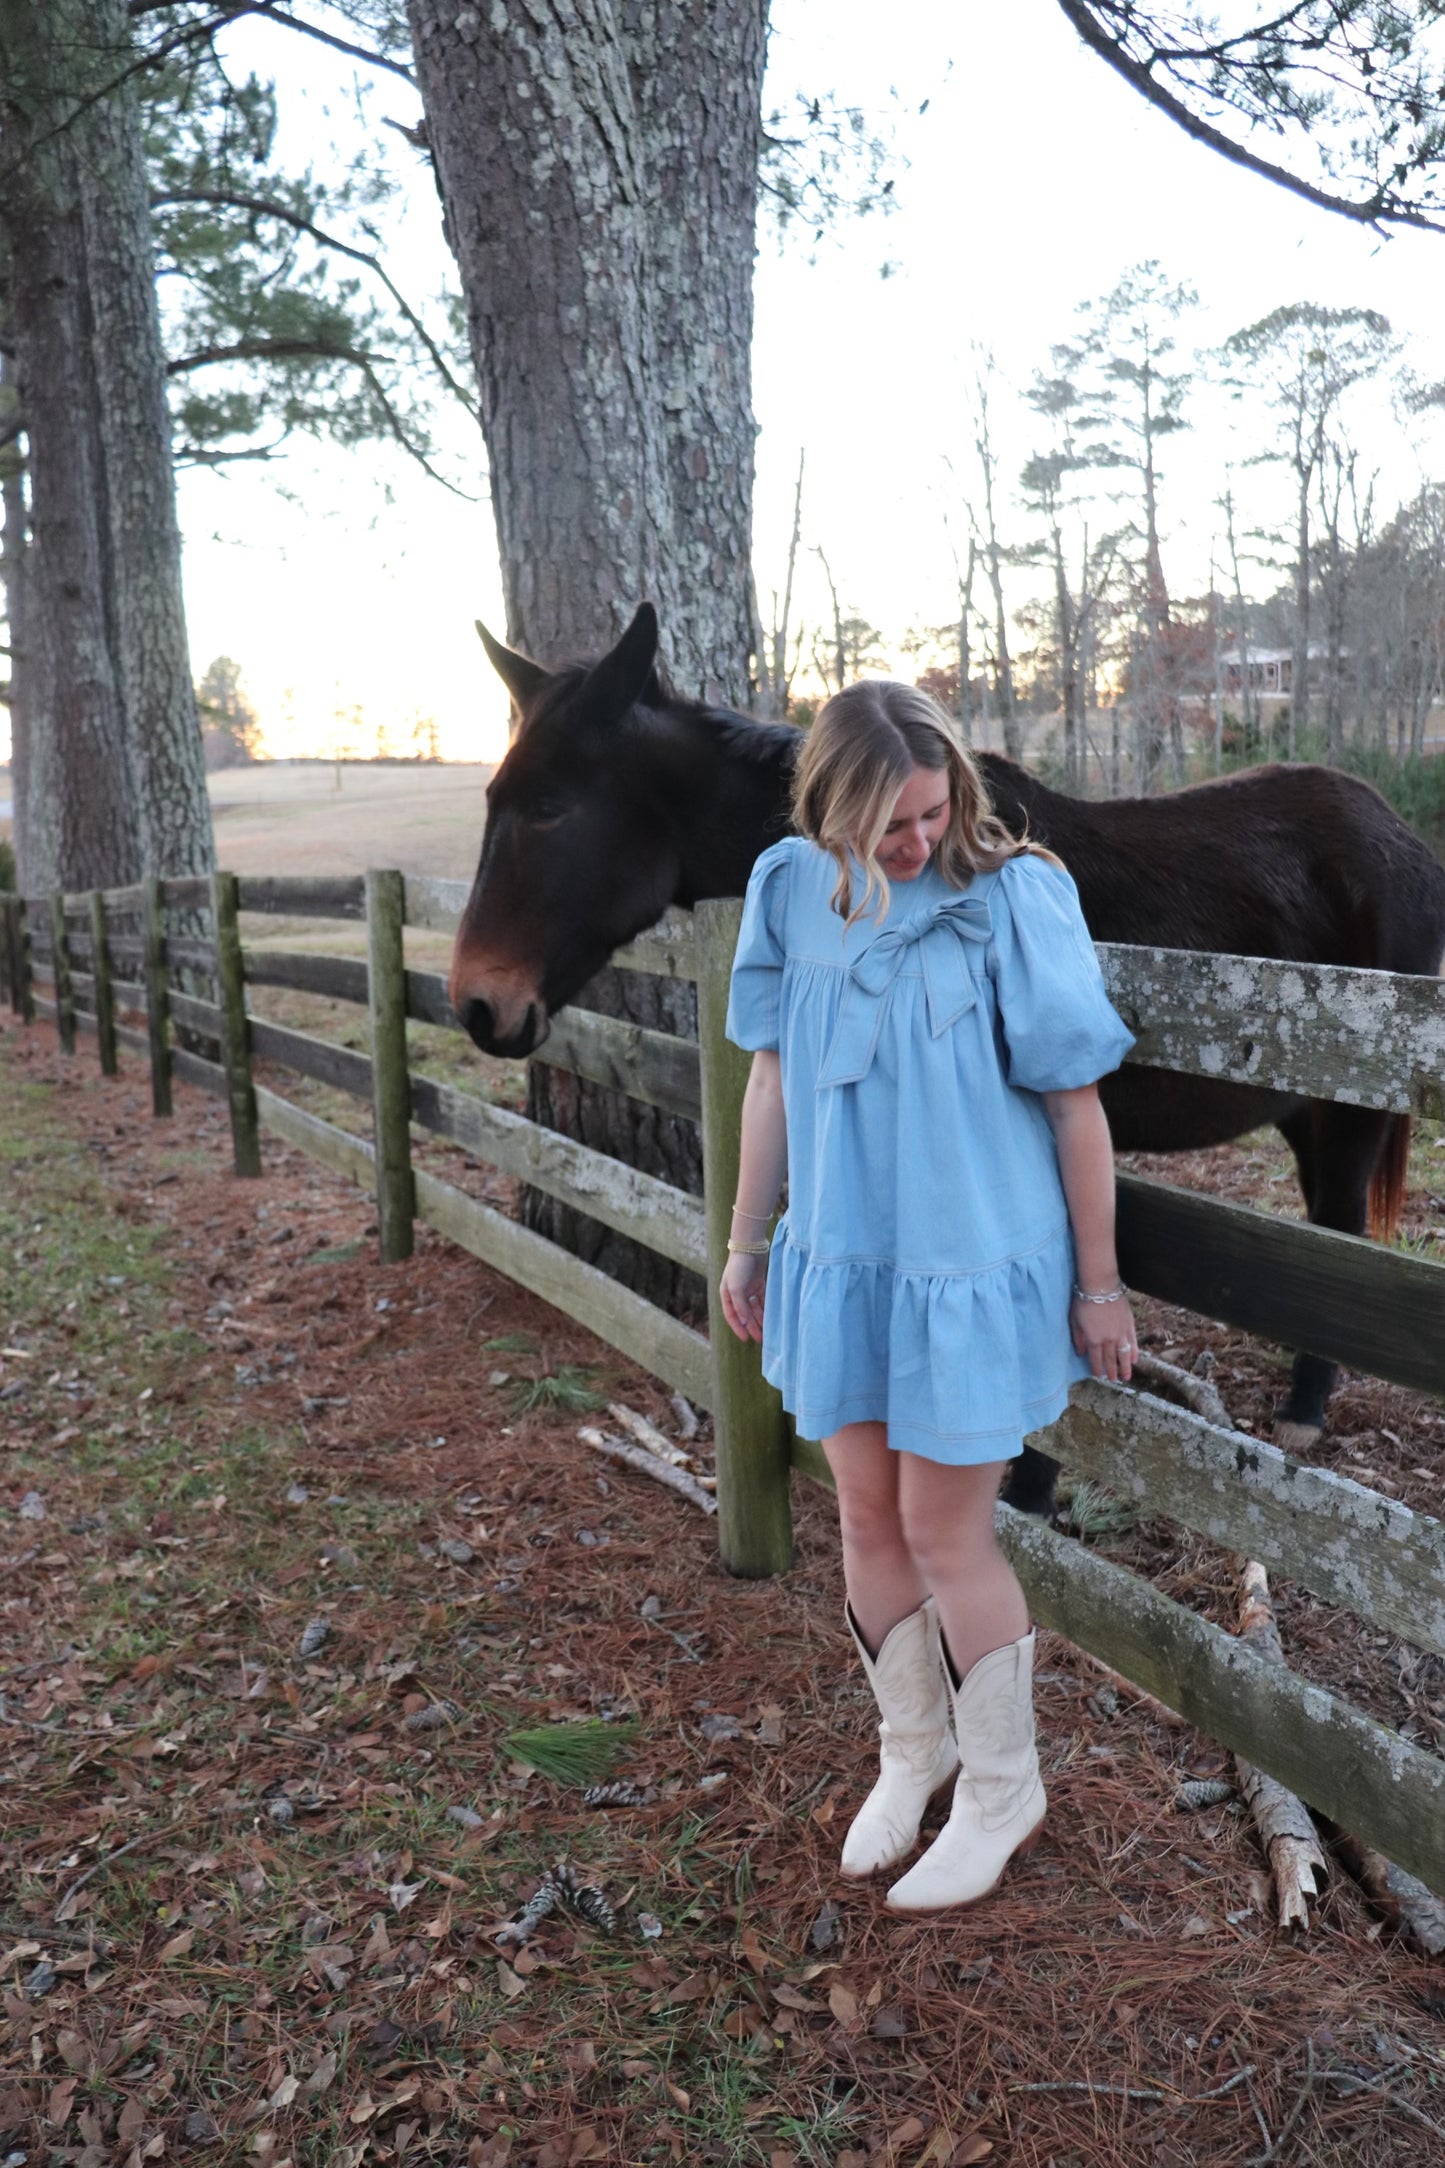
88,890,118,1077
695,897,793,1577
211,870,261,1177
143,877,173,1115
366,867,414,1261
50,893,76,1055
1,895,14,1009
13,896,34,1024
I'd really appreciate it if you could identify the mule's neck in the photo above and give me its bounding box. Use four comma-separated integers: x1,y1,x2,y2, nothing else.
653,704,800,904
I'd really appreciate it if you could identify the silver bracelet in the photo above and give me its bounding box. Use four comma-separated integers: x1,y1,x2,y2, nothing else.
1072,1280,1128,1304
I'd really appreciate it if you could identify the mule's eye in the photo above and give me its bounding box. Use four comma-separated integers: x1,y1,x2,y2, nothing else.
528,797,569,825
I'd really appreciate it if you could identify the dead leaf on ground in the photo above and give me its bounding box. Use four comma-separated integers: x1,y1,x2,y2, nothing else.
737,1925,769,1975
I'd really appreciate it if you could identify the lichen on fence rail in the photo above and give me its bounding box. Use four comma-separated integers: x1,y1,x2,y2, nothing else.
1100,942,1445,1118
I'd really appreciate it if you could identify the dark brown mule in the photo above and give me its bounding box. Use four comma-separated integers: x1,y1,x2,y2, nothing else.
452,603,1445,1505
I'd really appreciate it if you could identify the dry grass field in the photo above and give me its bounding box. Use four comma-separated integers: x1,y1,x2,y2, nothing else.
0,762,495,880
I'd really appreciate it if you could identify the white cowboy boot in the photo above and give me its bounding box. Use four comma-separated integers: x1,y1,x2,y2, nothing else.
885,1630,1045,1912
840,1599,959,1878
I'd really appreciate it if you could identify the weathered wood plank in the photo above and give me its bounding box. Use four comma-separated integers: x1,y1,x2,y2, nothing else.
1117,1173,1445,1397
143,878,173,1117
402,873,468,934
161,876,214,913
103,884,147,915
412,1167,712,1407
1040,1379,1445,1657
408,1071,707,1273
102,934,147,971
241,948,369,1004
997,1505,1445,1897
696,897,792,1577
404,968,457,1029
1101,943,1445,1120
237,874,366,921
254,1084,377,1189
613,909,698,980
246,1016,373,1100
50,895,76,1056
114,1022,149,1057
12,898,34,1023
533,1006,702,1122
170,1045,228,1099
367,869,415,1262
165,936,217,976
168,989,222,1038
213,872,261,1177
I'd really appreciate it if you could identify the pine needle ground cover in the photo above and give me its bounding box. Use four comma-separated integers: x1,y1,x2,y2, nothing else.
2,1013,1444,2168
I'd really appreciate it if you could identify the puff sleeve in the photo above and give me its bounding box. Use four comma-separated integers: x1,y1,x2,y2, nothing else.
725,841,793,1052
988,855,1135,1092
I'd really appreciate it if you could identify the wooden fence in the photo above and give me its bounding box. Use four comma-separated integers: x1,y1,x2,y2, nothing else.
2,873,1444,1898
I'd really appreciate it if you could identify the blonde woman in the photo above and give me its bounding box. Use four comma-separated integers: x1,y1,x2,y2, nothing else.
720,681,1136,1912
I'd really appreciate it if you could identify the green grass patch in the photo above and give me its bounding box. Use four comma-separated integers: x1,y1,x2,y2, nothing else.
503,1718,641,1785
507,1363,607,1416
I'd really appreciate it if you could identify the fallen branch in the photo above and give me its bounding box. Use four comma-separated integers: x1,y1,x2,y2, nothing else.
1131,1348,1232,1430
607,1401,695,1469
578,1427,716,1516
1328,1826,1445,1956
1235,1559,1329,1930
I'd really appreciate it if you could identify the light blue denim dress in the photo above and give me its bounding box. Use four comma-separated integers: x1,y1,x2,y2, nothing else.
725,837,1135,1463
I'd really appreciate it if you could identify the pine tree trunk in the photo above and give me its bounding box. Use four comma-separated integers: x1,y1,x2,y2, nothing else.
0,349,31,885
0,0,212,892
81,0,213,877
406,0,766,1307
407,0,763,701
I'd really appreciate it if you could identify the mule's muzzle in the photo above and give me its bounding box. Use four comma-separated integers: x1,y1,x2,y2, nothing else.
456,995,546,1060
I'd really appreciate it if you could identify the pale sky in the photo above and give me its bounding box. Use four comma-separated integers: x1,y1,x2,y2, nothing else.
7,0,1445,769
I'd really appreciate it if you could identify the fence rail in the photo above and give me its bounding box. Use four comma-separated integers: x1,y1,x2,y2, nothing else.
3,872,1444,1895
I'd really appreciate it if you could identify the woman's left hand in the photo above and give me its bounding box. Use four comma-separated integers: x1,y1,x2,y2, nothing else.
1070,1290,1137,1384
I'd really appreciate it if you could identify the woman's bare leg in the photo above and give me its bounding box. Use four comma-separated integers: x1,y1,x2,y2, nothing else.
897,1456,1029,1678
822,1421,927,1653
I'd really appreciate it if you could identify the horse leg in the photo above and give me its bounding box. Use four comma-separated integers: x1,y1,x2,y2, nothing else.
1001,1441,1059,1519
1272,1102,1395,1454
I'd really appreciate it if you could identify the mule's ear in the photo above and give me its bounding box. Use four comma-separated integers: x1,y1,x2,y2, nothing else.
476,619,549,709
579,601,660,725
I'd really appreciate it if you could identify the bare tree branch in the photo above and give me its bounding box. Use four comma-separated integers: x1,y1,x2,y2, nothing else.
126,1,416,86
1054,1,1445,236
152,187,476,417
165,334,368,373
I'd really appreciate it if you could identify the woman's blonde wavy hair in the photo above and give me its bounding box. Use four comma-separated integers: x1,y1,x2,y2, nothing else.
792,679,1059,924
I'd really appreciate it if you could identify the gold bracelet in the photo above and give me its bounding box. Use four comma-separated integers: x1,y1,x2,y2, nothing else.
731,1205,770,1222
727,1237,771,1256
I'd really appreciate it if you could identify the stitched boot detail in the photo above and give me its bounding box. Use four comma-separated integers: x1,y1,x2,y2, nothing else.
884,1630,1045,1912
840,1599,958,1878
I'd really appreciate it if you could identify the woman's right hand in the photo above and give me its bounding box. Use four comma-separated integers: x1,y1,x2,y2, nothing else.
720,1251,768,1343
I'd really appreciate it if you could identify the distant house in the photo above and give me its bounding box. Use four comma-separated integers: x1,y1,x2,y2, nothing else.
1219,644,1344,696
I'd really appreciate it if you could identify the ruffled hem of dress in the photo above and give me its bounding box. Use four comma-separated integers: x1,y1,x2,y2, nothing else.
762,1223,1088,1464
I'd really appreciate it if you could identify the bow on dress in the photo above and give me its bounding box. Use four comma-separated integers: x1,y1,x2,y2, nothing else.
818,889,995,1088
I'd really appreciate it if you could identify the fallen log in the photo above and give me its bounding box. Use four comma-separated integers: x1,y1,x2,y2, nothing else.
1235,1558,1330,1930
578,1426,717,1517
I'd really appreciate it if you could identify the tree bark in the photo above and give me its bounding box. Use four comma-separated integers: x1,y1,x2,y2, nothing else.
406,0,766,1306
407,0,764,703
0,348,31,884
0,0,213,892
